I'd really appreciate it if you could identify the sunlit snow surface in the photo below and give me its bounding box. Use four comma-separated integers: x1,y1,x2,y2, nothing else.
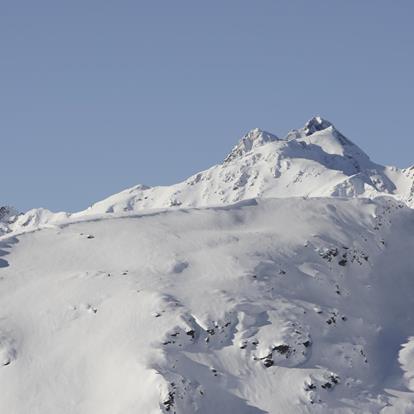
2,118,414,412
1,197,414,413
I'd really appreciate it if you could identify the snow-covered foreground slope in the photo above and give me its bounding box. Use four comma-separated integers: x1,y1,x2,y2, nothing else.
1,196,414,413
3,116,414,236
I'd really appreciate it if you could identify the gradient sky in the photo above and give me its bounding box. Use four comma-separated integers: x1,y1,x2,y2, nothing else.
2,1,413,212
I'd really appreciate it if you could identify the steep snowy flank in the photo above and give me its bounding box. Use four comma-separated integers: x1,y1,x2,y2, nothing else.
3,117,414,234
1,197,414,413
223,128,280,163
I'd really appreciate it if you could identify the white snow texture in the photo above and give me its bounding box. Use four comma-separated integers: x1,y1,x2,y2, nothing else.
1,117,414,413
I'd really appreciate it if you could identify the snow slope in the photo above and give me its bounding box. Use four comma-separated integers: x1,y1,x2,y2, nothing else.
1,196,414,413
2,117,414,412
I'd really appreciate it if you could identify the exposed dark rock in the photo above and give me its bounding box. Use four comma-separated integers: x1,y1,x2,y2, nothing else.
273,344,291,355
185,330,195,339
263,359,274,368
162,390,175,412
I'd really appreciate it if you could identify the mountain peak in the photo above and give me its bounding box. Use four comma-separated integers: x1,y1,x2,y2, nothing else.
0,206,18,222
303,116,334,136
0,205,20,236
224,128,279,163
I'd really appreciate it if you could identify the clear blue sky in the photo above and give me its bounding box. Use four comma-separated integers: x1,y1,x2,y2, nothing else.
2,1,413,212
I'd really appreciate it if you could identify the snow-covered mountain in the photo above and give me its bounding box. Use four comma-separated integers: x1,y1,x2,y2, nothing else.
77,116,414,216
2,117,414,413
4,116,414,236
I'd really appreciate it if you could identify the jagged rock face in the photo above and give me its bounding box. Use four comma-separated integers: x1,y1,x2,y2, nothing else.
0,206,18,222
0,206,19,236
303,116,333,136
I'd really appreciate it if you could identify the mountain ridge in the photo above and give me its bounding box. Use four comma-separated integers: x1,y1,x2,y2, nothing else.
2,117,413,236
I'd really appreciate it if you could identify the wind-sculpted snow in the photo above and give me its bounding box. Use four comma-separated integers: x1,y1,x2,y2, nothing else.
1,197,414,413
